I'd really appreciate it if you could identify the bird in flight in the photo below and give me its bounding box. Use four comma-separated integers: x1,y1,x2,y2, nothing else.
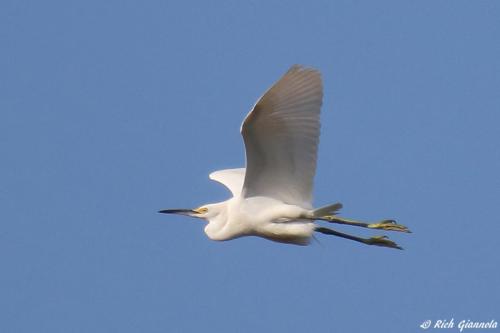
160,65,410,249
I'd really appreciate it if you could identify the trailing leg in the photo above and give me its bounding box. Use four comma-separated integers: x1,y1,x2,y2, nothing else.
315,226,403,250
312,205,410,233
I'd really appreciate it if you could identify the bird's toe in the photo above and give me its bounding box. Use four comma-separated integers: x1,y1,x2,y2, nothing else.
365,235,403,250
368,220,411,233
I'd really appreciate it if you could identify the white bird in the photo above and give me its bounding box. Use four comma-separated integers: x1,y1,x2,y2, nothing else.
160,65,410,249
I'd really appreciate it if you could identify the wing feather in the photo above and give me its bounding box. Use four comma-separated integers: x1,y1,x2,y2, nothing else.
240,65,323,207
209,168,246,197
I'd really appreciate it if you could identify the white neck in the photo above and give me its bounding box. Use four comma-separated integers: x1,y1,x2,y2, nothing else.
203,201,229,240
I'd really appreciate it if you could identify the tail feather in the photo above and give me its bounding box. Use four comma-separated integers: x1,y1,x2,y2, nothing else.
312,202,343,217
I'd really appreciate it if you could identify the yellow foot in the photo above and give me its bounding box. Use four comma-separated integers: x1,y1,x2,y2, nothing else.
368,220,411,233
365,235,403,250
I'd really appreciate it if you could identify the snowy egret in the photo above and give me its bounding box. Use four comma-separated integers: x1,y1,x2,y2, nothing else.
160,65,410,249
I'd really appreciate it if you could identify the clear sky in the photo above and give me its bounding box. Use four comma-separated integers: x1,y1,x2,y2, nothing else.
1,1,499,332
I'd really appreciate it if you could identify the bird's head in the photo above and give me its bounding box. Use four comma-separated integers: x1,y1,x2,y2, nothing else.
158,204,219,220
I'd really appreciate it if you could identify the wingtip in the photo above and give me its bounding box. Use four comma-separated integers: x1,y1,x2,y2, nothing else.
287,64,320,75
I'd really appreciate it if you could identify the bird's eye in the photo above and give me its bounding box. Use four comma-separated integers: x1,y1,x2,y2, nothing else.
197,207,208,213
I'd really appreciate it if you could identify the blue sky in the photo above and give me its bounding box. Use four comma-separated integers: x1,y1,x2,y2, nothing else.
1,1,499,332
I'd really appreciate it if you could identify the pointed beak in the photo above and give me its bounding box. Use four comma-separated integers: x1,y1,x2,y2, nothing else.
158,209,197,216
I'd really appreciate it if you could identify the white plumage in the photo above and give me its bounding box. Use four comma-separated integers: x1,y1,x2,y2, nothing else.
209,168,245,197
160,65,409,249
241,65,322,208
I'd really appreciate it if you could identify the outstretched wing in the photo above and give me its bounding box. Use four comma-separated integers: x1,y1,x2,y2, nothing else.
209,168,246,197
241,65,323,207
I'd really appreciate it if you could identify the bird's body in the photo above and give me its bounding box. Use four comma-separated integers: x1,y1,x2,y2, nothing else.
202,196,314,245
206,167,314,244
160,65,410,249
